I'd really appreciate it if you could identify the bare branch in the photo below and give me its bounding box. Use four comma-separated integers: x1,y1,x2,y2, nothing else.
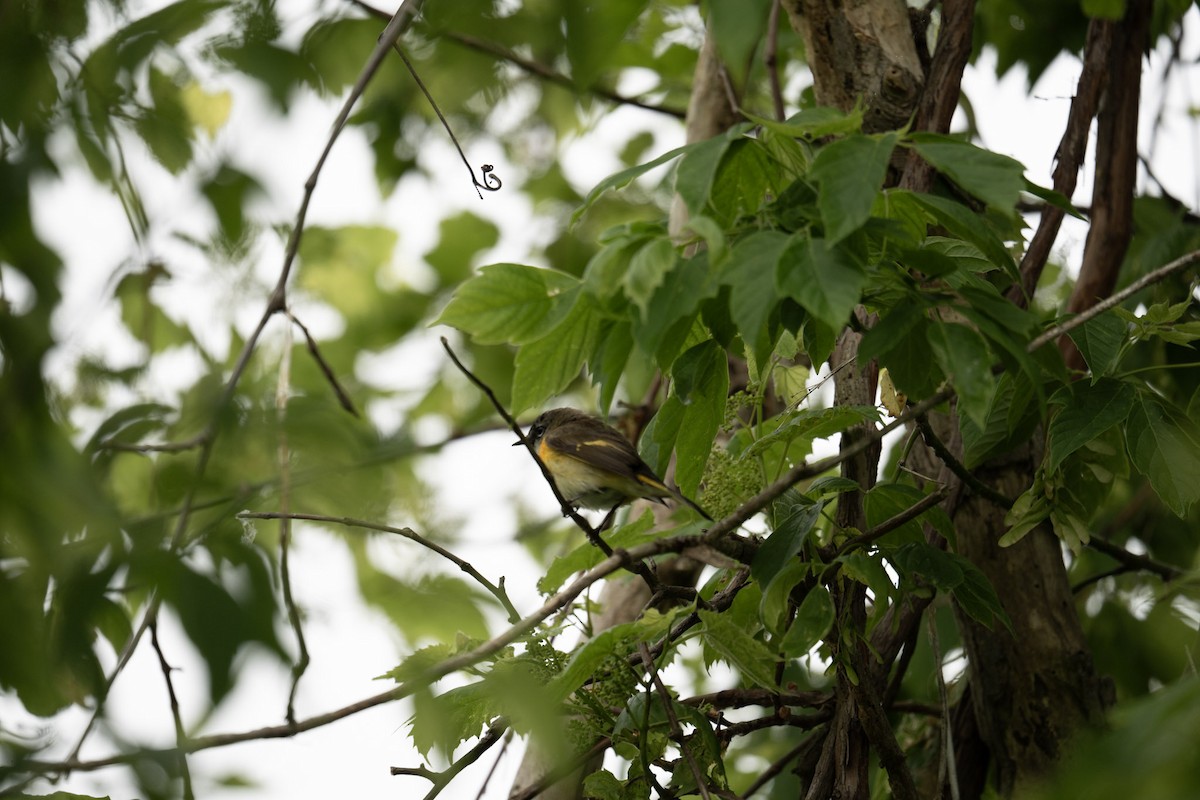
240,511,522,624
913,416,1011,508
1010,19,1114,306
288,311,359,417
390,725,506,800
149,618,193,800
1027,247,1200,353
59,0,429,773
639,643,711,800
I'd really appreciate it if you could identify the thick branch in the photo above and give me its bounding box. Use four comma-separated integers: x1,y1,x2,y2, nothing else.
1009,19,1114,306
1060,0,1152,370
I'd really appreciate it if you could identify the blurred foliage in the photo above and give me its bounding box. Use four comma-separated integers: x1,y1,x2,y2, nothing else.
2,0,1200,799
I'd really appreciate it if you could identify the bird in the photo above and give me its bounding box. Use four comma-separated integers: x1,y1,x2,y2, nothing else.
516,407,711,521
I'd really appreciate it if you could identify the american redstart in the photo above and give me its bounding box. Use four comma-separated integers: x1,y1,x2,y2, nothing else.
516,407,711,520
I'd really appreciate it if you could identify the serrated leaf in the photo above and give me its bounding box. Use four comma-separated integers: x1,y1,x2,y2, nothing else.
1046,379,1136,472
742,406,880,460
1068,310,1127,377
669,340,727,495
752,501,822,589
777,234,867,329
434,263,579,345
909,133,1026,212
865,484,938,544
1126,391,1200,516
624,237,677,317
758,558,813,635
905,192,1019,283
779,586,835,658
724,231,789,364
676,131,740,215
744,106,864,139
810,133,898,243
573,144,694,224
698,609,778,690
926,320,995,428
890,542,963,590
512,294,602,413
943,553,1011,630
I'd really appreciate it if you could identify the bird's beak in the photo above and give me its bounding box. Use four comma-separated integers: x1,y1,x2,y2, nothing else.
512,439,524,447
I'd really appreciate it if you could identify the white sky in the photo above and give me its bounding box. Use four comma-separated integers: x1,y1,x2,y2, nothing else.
9,4,1200,799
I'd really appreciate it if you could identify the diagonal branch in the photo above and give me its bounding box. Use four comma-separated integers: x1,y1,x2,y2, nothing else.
1009,19,1114,307
440,337,660,591
240,511,522,624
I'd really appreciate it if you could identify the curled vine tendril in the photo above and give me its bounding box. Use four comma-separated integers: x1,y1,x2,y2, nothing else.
392,43,502,200
478,164,501,192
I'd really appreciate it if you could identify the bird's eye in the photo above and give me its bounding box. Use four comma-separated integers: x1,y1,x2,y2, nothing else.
531,423,545,438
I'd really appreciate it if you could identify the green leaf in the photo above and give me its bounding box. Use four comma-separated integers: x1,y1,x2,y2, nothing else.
890,542,963,591
724,231,789,364
1125,391,1200,516
944,553,1011,630
777,234,867,329
742,406,880,460
564,0,648,87
905,192,1019,283
624,237,677,317
669,340,727,495
592,320,634,415
909,133,1026,212
434,263,580,345
698,609,778,690
865,484,940,545
676,131,739,215
1068,311,1127,378
298,224,398,316
926,321,996,429
114,267,193,353
424,211,501,287
859,301,927,363
758,558,812,635
573,144,694,224
810,133,898,243
744,106,865,139
708,0,772,82
780,586,835,658
512,294,602,413
1046,379,1136,472
752,501,822,589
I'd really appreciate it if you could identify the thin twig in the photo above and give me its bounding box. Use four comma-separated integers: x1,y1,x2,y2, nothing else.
439,337,660,591
639,643,711,800
58,0,428,775
928,612,960,800
391,725,507,800
473,730,512,800
391,43,500,199
1027,247,1200,353
149,618,193,800
275,324,309,726
345,0,686,118
1085,536,1182,582
914,416,1011,507
833,485,951,558
240,511,522,624
288,310,359,417
25,534,702,779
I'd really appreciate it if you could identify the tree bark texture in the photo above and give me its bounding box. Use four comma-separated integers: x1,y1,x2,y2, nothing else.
1061,0,1152,370
783,0,923,132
